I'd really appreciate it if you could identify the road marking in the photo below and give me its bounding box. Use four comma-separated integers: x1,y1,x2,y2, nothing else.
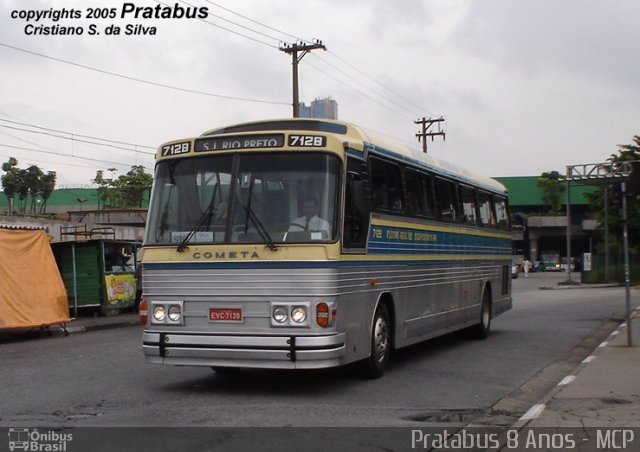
582,356,595,364
558,375,576,386
598,341,608,348
611,330,619,336
519,404,546,421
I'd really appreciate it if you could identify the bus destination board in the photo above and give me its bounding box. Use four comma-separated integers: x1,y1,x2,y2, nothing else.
195,134,285,152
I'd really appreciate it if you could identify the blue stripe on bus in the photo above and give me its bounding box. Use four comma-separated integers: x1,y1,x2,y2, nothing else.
367,225,511,256
144,258,510,271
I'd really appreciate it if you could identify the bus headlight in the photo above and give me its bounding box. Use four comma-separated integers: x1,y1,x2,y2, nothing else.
271,303,310,327
273,306,288,323
168,305,182,322
152,305,166,322
150,301,183,325
291,306,307,323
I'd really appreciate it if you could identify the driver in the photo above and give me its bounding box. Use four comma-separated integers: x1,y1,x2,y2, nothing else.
289,196,330,235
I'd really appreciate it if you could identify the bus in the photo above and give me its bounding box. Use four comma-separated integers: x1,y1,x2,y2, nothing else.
141,119,512,378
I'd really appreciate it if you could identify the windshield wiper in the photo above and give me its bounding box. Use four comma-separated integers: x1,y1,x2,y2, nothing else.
176,191,219,252
241,204,278,251
238,200,277,251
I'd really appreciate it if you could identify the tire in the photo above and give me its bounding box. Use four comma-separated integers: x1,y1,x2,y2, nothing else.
472,289,492,340
360,303,391,379
211,366,240,375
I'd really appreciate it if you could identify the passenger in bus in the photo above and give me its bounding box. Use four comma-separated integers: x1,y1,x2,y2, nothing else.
289,196,330,235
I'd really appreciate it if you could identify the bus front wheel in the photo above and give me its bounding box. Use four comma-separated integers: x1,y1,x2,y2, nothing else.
472,289,492,340
360,303,391,379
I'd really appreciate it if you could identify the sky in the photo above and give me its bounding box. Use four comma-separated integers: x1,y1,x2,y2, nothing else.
1,0,638,187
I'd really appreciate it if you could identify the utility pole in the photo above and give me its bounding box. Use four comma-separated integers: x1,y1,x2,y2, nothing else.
415,117,445,153
279,40,326,118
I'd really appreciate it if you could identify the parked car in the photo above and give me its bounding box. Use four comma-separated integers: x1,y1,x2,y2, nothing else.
533,261,546,272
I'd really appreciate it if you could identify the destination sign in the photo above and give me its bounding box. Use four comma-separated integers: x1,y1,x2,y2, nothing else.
195,133,285,152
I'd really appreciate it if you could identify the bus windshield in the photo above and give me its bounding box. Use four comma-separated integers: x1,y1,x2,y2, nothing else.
146,152,341,246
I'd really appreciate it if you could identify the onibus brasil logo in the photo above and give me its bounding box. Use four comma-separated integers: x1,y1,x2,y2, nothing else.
8,428,73,451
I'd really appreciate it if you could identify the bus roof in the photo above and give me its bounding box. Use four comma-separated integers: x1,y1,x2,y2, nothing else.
199,118,507,196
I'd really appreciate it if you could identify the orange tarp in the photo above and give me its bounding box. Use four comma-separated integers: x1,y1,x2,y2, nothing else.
0,228,69,329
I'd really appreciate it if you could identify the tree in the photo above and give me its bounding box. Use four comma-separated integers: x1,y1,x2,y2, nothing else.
40,171,57,214
15,168,29,213
1,158,57,215
92,169,112,209
119,165,153,208
614,135,640,161
92,165,152,209
1,157,19,215
537,170,566,213
25,165,44,214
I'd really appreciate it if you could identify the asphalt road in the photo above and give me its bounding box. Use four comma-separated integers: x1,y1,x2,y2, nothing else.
0,272,636,430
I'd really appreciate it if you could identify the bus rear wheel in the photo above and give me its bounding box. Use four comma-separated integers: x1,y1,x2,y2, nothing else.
360,303,391,379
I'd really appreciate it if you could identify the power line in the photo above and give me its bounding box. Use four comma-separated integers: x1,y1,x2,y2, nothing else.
154,0,279,48
0,123,156,156
0,42,289,106
180,2,437,121
305,60,415,122
326,50,432,116
203,0,314,44
310,53,419,118
0,118,155,150
0,143,153,170
0,150,114,171
193,0,285,43
0,126,153,173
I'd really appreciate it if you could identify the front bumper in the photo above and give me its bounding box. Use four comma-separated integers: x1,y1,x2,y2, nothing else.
142,331,346,369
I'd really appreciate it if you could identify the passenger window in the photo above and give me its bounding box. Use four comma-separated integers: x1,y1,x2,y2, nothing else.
435,178,459,221
460,186,478,224
370,158,404,213
477,191,496,226
405,170,435,217
494,196,510,228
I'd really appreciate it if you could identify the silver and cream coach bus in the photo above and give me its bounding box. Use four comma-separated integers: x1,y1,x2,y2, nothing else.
140,119,512,378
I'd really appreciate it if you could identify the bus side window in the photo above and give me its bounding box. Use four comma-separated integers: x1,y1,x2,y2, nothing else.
405,169,435,218
343,158,371,250
435,178,459,222
494,196,510,228
477,191,496,226
460,185,478,224
369,157,404,213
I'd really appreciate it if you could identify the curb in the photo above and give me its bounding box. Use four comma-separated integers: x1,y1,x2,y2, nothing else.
539,283,622,290
66,319,142,334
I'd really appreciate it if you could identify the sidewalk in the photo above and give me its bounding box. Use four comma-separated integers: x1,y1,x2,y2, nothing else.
516,308,640,428
0,312,141,341
65,311,142,334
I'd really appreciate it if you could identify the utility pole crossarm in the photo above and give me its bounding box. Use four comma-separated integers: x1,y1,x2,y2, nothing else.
415,116,445,153
279,40,327,118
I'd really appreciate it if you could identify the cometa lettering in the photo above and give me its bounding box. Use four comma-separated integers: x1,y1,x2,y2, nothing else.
193,251,260,259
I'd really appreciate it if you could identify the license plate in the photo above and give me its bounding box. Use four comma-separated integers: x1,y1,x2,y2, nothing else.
209,308,243,322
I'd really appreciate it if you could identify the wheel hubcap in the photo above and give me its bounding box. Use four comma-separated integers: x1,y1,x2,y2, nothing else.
482,298,490,328
373,316,389,364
